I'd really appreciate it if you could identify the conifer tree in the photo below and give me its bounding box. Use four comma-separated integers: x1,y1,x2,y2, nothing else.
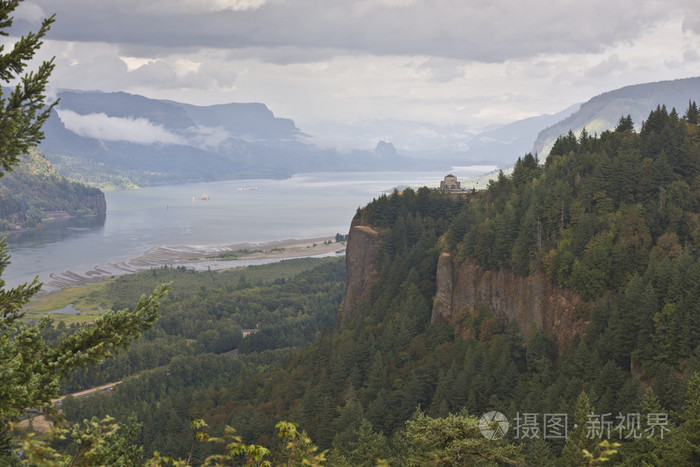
400,410,522,465
667,372,700,464
683,100,699,124
0,2,170,460
343,419,390,466
0,1,56,177
615,114,634,132
561,391,597,466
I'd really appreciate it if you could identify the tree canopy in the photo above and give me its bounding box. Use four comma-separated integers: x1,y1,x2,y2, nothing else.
0,0,56,177
0,2,169,462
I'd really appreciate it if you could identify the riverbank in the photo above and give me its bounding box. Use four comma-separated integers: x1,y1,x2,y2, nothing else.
40,235,346,291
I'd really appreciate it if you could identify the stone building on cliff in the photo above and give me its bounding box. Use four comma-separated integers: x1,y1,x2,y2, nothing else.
439,174,461,191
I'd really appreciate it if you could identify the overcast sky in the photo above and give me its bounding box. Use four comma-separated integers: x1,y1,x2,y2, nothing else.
10,0,700,150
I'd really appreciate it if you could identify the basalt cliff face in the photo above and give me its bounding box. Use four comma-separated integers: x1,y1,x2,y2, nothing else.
432,252,587,349
339,224,587,346
337,224,381,327
78,190,107,216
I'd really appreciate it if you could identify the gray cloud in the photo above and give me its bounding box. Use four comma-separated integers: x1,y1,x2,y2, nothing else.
185,125,231,148
585,54,628,79
681,0,700,34
684,48,700,62
32,0,685,63
57,109,186,145
18,0,700,151
14,1,46,23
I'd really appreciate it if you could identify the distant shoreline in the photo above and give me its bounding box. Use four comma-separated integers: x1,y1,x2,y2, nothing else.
39,235,346,291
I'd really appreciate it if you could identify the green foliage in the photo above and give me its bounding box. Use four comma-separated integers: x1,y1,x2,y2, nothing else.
4,13,696,461
665,372,700,464
583,440,622,465
0,5,172,464
16,415,143,466
0,235,169,448
561,391,597,466
336,419,389,466
398,410,522,465
683,100,699,124
47,102,698,464
615,115,634,132
0,0,56,177
0,149,105,232
17,417,326,467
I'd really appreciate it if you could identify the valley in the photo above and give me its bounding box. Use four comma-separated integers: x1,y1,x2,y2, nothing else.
13,103,699,465
2,4,700,462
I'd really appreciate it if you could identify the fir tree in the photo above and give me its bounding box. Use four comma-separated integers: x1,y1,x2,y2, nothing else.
666,372,700,464
561,391,597,466
615,114,634,132
0,1,56,177
683,99,699,124
0,2,170,460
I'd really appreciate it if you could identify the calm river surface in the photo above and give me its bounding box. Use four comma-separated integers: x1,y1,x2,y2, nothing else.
4,169,493,289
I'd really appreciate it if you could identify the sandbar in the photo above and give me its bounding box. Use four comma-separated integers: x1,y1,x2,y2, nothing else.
41,236,346,291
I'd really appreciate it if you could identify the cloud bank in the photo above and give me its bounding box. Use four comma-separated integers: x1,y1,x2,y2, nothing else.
30,0,696,62
57,110,185,145
20,0,700,149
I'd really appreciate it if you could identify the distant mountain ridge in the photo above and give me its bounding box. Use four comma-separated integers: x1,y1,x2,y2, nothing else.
533,76,700,154
56,91,299,142
459,103,581,165
398,105,580,168
39,78,700,189
40,90,430,189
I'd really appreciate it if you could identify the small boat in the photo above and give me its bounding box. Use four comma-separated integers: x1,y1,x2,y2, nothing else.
201,193,210,200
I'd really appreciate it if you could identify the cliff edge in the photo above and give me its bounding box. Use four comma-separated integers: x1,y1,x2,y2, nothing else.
337,224,381,328
432,252,588,349
339,222,587,347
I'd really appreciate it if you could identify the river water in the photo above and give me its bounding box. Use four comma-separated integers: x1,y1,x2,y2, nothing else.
4,169,493,290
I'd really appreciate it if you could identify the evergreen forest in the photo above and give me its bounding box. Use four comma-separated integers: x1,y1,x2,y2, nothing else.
0,149,105,232
1,0,699,462
25,103,700,465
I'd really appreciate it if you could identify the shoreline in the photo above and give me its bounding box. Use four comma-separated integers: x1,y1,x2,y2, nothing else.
40,236,346,291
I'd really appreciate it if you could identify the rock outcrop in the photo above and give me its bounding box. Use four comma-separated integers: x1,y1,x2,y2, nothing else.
432,252,587,349
78,190,107,216
338,222,587,347
337,224,381,328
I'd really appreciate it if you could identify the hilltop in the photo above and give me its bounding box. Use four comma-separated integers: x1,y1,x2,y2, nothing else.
0,149,105,232
533,76,700,154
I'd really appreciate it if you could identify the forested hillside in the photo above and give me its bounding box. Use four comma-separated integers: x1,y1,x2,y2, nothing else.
49,258,345,459
50,103,700,465
0,149,105,232
533,77,700,154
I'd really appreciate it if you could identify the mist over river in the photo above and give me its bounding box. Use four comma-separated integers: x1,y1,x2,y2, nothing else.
4,169,494,290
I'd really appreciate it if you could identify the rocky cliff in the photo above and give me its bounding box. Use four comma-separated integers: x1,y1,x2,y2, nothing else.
338,223,588,346
77,190,107,216
337,224,381,327
432,252,587,349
